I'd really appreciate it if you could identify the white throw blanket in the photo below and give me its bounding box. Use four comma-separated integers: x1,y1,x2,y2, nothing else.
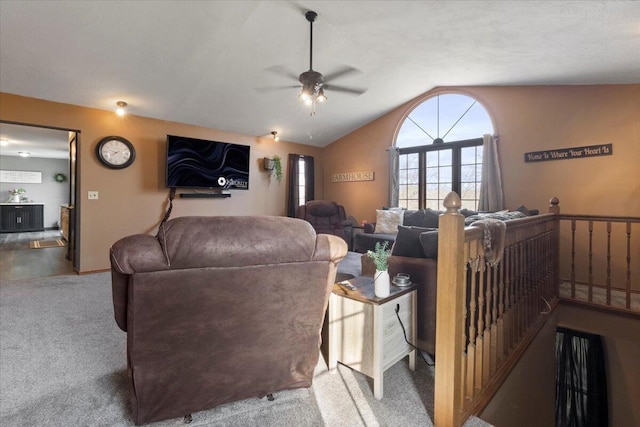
469,218,506,266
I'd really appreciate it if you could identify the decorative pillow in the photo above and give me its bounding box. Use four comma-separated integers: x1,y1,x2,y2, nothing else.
374,209,404,234
515,205,531,216
419,230,440,259
391,226,436,258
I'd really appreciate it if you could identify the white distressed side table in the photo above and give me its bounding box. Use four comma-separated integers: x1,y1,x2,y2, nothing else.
328,276,417,399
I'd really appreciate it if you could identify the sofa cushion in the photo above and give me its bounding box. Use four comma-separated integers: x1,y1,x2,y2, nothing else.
354,232,396,254
392,226,437,258
460,208,478,217
419,230,440,259
374,209,404,234
422,208,441,228
402,210,426,227
401,208,442,228
515,205,540,216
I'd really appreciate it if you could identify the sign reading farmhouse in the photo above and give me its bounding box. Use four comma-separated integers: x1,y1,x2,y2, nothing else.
525,144,612,163
331,171,375,183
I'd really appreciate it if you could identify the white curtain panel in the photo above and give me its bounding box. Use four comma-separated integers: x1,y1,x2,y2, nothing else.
388,146,400,208
478,134,504,211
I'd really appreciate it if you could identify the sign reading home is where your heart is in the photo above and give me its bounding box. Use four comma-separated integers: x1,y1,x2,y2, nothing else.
524,144,612,163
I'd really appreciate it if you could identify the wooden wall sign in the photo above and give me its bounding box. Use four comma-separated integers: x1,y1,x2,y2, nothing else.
331,171,375,183
0,170,43,183
524,143,612,163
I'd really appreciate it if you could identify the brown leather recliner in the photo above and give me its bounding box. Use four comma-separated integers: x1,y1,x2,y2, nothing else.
296,200,352,246
110,216,347,425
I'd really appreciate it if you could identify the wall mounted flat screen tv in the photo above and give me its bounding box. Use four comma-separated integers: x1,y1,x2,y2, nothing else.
166,135,250,190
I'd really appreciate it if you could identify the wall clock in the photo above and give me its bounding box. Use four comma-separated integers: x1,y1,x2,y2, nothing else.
96,136,136,169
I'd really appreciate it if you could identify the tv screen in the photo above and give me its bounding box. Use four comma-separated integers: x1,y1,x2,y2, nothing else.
166,135,250,190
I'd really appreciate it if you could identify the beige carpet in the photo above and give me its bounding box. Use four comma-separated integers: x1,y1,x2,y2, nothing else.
29,239,65,249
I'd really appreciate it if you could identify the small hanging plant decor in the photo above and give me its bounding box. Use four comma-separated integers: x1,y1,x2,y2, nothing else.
272,155,282,183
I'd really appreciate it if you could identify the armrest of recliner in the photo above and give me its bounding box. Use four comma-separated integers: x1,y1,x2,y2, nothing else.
109,234,168,332
313,234,348,264
110,234,168,274
364,222,376,233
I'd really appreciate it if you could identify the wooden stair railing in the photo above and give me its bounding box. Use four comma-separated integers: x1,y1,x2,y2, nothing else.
434,193,560,426
558,213,640,316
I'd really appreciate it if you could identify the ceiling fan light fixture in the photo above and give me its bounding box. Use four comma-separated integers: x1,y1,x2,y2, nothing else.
271,131,279,142
316,88,327,103
299,90,311,101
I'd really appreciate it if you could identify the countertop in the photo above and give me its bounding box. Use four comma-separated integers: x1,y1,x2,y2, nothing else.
0,202,44,205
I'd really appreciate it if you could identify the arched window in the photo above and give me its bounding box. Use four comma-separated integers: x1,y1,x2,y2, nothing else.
395,93,494,210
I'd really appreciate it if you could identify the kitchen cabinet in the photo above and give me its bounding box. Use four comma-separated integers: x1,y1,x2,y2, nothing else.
0,204,45,233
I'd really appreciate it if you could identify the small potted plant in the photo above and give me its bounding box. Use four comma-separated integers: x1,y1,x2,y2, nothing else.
8,188,26,203
367,241,391,297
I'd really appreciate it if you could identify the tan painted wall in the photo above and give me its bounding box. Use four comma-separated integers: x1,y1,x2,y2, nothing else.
0,93,323,273
323,85,640,223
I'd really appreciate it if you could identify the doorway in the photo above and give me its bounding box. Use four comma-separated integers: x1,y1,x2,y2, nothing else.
0,122,79,280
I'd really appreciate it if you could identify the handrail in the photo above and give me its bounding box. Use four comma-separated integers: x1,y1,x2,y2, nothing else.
559,214,640,223
434,193,560,426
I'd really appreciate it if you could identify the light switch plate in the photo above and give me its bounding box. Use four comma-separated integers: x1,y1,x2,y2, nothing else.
88,191,99,200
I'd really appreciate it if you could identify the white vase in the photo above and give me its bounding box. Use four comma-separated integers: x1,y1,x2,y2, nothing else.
11,194,20,203
374,269,390,298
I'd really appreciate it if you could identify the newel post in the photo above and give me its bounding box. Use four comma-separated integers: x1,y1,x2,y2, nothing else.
434,192,466,427
548,196,560,215
549,197,561,297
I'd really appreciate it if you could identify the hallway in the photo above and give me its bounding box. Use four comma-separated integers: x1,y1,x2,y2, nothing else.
0,230,74,281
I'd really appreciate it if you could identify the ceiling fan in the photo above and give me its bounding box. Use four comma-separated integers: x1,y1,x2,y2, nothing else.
260,10,366,111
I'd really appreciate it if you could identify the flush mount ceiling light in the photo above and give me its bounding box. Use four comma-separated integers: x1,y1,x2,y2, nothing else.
0,139,9,147
271,131,279,142
18,151,30,157
116,101,128,116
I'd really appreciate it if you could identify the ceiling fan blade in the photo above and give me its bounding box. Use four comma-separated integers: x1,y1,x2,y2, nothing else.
324,84,367,96
323,66,361,83
264,65,300,82
255,85,300,94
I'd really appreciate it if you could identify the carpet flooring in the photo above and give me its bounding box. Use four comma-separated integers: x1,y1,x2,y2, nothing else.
0,272,490,426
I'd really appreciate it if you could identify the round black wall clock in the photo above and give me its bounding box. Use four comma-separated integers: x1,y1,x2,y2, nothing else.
96,136,136,169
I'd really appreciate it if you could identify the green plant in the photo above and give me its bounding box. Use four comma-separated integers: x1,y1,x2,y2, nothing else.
9,188,26,195
272,155,282,183
367,241,391,271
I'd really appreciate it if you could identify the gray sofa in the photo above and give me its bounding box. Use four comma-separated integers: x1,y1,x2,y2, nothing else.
353,208,442,253
110,216,347,425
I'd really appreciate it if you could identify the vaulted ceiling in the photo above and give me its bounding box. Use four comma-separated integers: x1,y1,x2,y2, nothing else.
1,1,639,156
